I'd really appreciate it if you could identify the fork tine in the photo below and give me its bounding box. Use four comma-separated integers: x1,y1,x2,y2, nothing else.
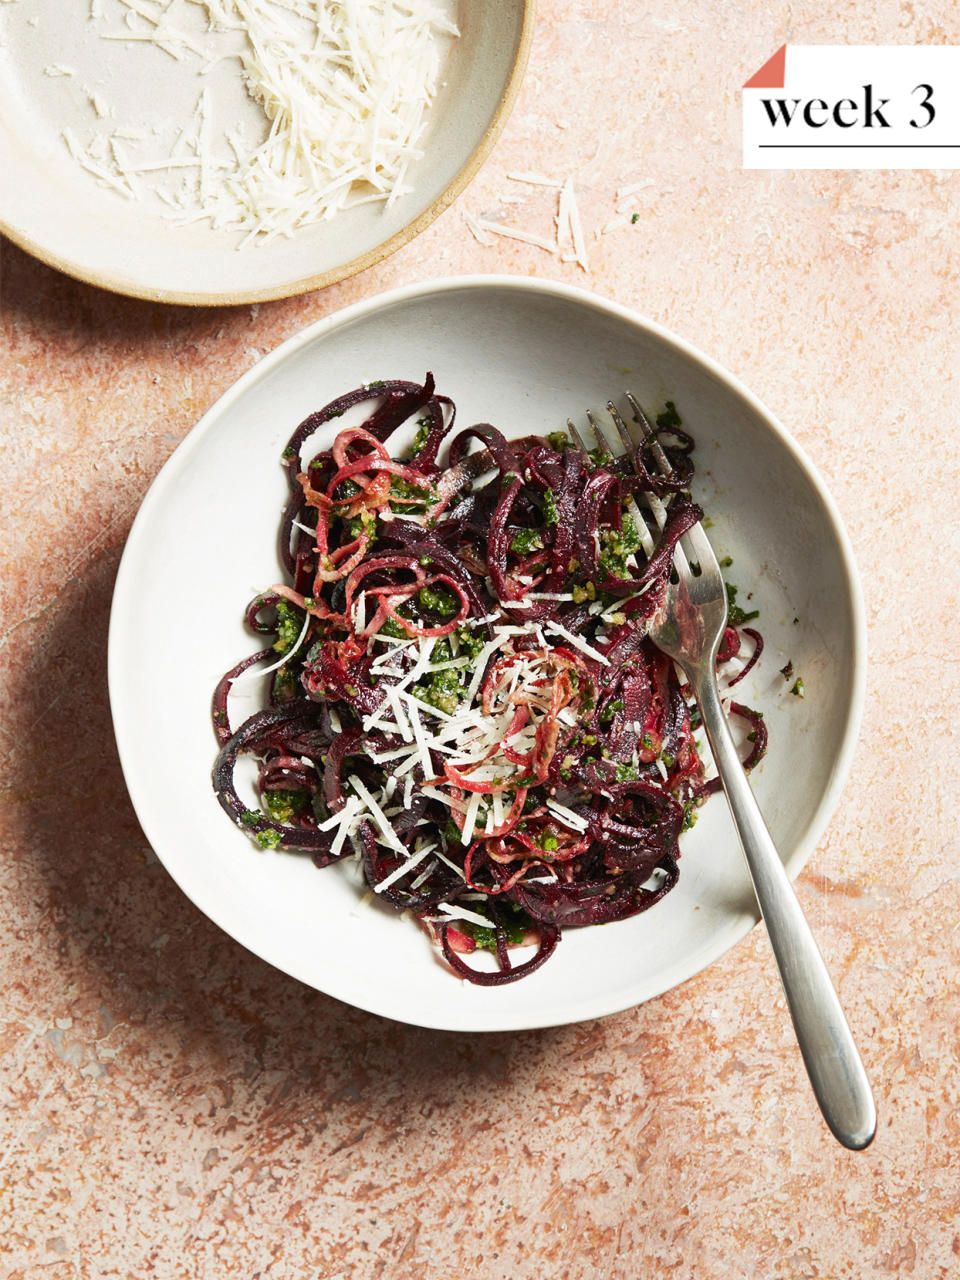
566,417,592,456
568,397,694,553
585,409,618,461
605,401,639,462
672,537,693,579
625,391,673,478
682,520,721,573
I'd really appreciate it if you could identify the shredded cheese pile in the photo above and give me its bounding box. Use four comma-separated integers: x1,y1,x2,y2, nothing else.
59,0,459,241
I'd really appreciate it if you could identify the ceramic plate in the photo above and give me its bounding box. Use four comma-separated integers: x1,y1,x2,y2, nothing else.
109,276,866,1031
0,1,531,303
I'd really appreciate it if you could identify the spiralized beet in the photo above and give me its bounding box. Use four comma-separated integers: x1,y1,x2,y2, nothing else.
211,376,769,984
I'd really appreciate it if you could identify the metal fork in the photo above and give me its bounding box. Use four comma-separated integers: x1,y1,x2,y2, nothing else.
569,396,876,1151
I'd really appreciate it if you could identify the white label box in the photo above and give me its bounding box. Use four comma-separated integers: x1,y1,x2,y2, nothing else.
743,45,960,169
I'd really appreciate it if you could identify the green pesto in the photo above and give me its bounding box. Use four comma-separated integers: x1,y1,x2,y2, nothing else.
512,772,540,788
264,789,308,823
240,808,263,827
655,401,682,431
414,660,463,715
724,582,760,625
546,431,569,453
509,528,545,555
443,817,462,847
791,678,806,698
272,666,298,701
414,678,461,716
543,487,559,526
273,599,304,654
256,829,282,850
418,584,458,617
347,511,376,543
409,417,431,457
390,476,434,501
598,514,643,577
469,913,528,953
682,800,700,831
454,625,485,659
431,638,453,663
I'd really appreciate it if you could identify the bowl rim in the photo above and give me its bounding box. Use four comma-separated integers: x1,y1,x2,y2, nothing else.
109,273,868,1028
0,2,536,306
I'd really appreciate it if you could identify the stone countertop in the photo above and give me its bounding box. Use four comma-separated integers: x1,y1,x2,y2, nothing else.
2,2,959,1276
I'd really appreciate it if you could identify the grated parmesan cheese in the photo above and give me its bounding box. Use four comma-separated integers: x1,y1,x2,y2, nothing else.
374,842,436,893
543,618,610,666
347,775,408,856
437,901,495,929
459,792,482,847
557,177,588,272
230,607,311,681
472,217,559,254
462,210,495,247
64,0,459,241
506,170,562,187
319,605,649,884
546,798,589,832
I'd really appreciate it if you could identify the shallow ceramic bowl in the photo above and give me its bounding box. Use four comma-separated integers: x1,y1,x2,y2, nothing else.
109,276,866,1031
0,2,531,304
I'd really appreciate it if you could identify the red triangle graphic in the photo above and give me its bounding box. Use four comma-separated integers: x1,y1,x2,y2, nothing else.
743,45,786,90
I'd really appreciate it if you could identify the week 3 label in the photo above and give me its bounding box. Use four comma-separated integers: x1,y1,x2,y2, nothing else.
743,45,960,169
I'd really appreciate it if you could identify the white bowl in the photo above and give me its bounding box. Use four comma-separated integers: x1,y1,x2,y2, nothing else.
109,276,866,1030
0,2,532,304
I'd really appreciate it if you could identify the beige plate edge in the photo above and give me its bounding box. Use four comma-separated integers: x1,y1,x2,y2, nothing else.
0,1,536,308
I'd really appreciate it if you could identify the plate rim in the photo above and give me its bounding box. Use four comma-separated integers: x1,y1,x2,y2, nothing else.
108,273,868,1030
0,1,536,306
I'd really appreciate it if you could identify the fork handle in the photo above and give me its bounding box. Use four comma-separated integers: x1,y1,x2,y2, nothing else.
694,674,876,1150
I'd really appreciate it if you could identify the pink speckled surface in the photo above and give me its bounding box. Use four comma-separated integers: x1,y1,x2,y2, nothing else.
2,3,960,1276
